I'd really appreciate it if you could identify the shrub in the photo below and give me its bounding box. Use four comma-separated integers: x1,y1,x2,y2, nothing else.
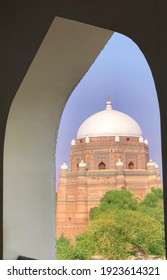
57,236,74,259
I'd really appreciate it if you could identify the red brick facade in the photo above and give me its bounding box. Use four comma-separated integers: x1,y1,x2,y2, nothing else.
56,135,161,240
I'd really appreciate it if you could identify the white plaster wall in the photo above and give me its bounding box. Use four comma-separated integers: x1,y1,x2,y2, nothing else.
3,17,112,259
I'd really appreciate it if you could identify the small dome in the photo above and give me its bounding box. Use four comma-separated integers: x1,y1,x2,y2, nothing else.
139,136,143,143
71,139,76,145
144,139,148,145
61,162,68,170
153,161,158,169
85,136,90,143
116,159,124,167
147,160,155,167
79,160,87,168
115,136,120,142
77,98,142,139
155,163,159,169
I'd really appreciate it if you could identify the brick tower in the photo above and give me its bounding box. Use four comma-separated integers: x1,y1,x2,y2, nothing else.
56,97,161,240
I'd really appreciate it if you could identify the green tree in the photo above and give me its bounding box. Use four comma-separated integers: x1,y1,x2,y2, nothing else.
57,189,165,260
142,188,163,207
57,236,75,260
76,210,165,259
73,231,97,259
90,189,138,220
120,210,165,256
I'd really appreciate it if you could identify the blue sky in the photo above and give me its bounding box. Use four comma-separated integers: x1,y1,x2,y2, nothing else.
56,32,162,189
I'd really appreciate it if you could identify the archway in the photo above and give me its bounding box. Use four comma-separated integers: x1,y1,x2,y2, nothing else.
128,162,135,169
56,29,163,259
98,162,106,170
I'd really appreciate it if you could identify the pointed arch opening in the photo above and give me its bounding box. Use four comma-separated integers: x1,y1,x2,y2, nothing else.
98,162,106,170
128,161,135,169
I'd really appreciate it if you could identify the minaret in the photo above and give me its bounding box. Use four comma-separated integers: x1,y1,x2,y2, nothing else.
106,96,112,110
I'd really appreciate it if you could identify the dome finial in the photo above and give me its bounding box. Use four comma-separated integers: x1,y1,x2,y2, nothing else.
106,96,112,110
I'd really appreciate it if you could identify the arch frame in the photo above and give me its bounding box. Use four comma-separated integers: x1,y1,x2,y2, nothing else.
0,0,167,259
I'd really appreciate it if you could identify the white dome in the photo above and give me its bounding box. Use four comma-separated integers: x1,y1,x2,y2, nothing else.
71,139,76,145
139,136,144,143
116,159,124,167
61,162,68,170
147,160,155,167
77,99,142,139
85,136,90,143
79,160,87,167
115,135,120,142
155,163,159,169
144,139,148,145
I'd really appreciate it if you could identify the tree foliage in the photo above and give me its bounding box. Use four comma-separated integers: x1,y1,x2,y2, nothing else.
142,188,163,207
90,189,138,220
57,188,165,260
57,236,74,260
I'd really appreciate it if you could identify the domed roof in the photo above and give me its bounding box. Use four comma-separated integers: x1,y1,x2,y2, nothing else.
77,97,142,139
61,162,68,169
79,160,87,167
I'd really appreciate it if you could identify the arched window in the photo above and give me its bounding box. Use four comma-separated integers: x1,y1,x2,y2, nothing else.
128,161,135,169
98,162,106,170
